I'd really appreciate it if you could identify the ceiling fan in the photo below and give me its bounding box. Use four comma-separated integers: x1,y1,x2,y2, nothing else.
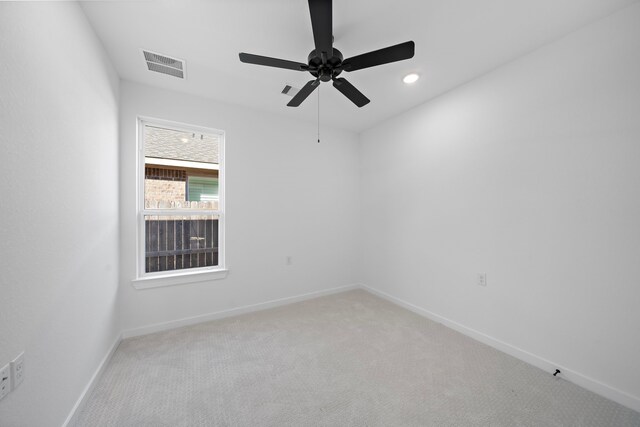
239,0,415,108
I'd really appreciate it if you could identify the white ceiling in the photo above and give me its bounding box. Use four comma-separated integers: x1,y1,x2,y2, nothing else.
80,0,637,132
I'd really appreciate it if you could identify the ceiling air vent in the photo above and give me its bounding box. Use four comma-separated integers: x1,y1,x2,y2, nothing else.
142,50,186,79
281,84,300,97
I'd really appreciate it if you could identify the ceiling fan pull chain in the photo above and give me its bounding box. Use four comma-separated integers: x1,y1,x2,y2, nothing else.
317,86,321,143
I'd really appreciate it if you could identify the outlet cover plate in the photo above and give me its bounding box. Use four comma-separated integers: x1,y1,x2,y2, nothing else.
478,273,487,287
11,352,24,390
0,363,10,401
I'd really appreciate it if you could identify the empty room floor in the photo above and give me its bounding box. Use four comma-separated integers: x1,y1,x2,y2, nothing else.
73,290,640,426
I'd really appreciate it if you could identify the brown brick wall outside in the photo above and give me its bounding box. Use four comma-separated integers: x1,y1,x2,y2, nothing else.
145,179,186,206
144,165,219,210
145,167,187,181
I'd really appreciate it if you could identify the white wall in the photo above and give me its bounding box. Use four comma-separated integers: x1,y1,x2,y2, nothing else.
3,1,636,423
119,81,360,333
360,3,640,410
0,3,120,427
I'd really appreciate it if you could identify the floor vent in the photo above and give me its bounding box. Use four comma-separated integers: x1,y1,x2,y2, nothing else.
143,50,185,79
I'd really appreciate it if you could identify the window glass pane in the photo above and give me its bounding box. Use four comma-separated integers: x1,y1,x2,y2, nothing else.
144,125,219,210
187,176,219,202
144,214,219,273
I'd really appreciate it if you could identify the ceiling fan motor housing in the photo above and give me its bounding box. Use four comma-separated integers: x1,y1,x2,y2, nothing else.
238,0,415,107
308,48,343,81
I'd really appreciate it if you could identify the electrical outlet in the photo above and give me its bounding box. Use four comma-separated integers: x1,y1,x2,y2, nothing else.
478,273,487,287
0,363,10,401
10,352,24,390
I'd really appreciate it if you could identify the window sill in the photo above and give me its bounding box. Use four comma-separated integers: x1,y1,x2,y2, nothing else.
131,268,229,290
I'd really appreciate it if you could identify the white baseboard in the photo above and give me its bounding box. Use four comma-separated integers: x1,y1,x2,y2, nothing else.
63,283,639,424
63,333,122,427
122,284,359,339
359,284,640,413
62,284,358,425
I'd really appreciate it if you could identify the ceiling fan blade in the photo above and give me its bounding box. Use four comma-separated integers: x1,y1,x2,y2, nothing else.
308,0,333,59
342,41,415,72
332,77,370,107
287,79,321,107
239,53,308,71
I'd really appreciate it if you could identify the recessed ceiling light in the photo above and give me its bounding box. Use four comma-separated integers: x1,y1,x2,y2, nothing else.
180,137,189,143
403,73,420,84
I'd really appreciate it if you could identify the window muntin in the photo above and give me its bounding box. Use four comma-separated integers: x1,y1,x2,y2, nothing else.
139,119,224,277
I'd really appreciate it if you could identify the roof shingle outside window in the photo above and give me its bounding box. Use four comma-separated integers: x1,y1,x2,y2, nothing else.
145,126,219,164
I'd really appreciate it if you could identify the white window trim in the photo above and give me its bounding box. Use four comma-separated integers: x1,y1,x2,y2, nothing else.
132,117,227,289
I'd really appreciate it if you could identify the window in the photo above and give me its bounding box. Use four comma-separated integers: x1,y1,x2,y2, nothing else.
135,118,225,286
187,176,219,202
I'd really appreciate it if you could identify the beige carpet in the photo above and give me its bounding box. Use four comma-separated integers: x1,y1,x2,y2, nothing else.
73,290,640,426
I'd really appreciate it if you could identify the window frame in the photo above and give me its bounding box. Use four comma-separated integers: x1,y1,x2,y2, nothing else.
133,117,227,289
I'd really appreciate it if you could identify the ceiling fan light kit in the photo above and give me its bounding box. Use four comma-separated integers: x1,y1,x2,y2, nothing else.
239,0,415,108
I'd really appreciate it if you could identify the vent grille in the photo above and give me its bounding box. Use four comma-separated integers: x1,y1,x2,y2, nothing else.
143,50,185,79
281,84,300,97
147,62,184,79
